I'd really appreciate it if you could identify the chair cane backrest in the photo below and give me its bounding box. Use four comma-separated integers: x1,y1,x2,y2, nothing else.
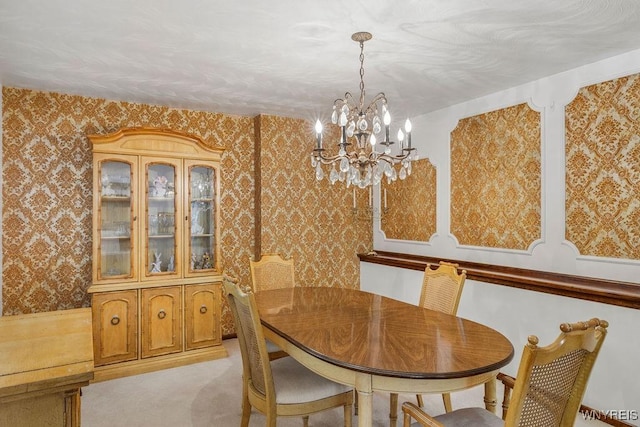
418,261,466,315
505,318,608,427
401,318,609,427
249,253,295,292
222,275,273,402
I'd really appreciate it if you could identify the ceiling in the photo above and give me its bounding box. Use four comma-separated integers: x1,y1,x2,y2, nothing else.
2,0,640,122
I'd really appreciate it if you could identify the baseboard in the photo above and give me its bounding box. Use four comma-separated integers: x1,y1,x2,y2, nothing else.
92,345,228,383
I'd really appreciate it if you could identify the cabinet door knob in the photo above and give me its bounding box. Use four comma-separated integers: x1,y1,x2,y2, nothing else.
110,315,120,325
158,309,167,319
199,305,208,314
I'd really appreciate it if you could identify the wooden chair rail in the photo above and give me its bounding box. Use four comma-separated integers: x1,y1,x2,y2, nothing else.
358,251,640,310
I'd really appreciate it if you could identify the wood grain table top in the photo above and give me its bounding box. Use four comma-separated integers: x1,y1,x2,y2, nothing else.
0,308,94,396
255,287,514,379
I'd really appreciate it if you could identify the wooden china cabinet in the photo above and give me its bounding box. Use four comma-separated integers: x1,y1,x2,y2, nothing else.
88,127,227,381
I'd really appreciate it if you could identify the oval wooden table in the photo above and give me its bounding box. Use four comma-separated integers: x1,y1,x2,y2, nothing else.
255,287,514,427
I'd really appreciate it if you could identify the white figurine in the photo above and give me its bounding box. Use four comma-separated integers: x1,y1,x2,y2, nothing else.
191,206,204,235
167,255,175,272
151,252,162,273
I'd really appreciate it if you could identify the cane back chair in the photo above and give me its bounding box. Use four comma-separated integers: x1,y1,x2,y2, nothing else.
402,318,609,427
249,253,296,360
249,253,295,292
223,275,353,427
389,261,467,425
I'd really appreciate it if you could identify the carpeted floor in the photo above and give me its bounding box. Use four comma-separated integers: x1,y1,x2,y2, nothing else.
82,338,605,426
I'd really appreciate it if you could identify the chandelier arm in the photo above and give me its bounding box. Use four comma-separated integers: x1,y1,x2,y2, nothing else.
364,92,388,116
314,150,358,165
377,150,414,163
342,92,359,110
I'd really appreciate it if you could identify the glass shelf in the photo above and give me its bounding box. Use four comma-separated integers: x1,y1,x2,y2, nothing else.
146,162,177,275
188,165,216,273
98,160,133,280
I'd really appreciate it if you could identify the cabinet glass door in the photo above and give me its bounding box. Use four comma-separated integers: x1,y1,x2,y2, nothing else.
98,160,134,280
187,163,217,274
145,161,179,279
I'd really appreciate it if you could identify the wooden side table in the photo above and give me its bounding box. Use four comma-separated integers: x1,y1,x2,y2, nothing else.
0,308,94,426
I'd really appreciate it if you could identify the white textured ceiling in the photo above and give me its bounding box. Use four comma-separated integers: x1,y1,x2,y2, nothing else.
2,0,640,121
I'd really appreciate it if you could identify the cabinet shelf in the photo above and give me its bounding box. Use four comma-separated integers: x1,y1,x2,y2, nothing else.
101,235,131,240
102,196,131,202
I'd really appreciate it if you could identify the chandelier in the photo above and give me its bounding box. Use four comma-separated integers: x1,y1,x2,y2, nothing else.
311,31,417,189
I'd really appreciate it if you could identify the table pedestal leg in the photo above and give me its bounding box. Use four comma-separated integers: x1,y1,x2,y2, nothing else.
484,378,497,413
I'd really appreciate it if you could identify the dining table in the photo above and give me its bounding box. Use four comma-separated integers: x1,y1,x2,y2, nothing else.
254,286,514,427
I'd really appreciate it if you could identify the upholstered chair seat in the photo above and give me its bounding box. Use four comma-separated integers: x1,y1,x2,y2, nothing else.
271,356,352,404
404,406,502,427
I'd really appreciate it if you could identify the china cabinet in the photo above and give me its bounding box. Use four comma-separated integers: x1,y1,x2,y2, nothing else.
88,127,227,381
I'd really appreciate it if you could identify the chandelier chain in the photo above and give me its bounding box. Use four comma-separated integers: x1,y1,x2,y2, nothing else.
359,41,366,108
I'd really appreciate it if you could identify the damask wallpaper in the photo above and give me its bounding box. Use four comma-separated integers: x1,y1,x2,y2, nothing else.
1,87,368,336
566,72,640,260
381,159,436,242
450,103,541,250
256,115,371,288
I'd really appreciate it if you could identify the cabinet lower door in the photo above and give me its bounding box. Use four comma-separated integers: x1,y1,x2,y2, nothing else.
185,283,221,350
141,286,183,358
92,290,138,366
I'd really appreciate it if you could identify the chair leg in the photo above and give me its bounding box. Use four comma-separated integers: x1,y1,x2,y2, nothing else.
442,393,452,412
240,391,251,427
389,393,398,427
416,394,424,407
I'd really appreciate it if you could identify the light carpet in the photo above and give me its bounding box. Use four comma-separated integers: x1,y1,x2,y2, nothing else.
82,338,605,426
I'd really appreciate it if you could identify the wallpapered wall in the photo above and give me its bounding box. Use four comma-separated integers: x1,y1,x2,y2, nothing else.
566,73,640,260
381,159,436,242
391,72,640,260
256,115,371,287
1,87,367,335
450,103,541,250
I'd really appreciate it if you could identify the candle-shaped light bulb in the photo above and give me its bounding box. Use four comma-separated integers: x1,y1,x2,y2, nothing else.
370,134,376,147
405,119,412,149
398,129,405,151
315,119,323,149
383,110,391,143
